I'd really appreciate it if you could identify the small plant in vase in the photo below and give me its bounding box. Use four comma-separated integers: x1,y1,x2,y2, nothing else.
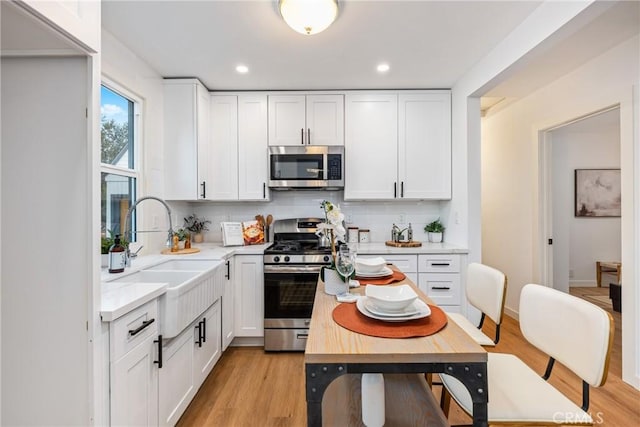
424,218,445,243
184,214,211,243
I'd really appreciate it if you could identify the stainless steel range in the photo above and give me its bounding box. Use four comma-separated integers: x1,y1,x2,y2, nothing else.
263,218,333,352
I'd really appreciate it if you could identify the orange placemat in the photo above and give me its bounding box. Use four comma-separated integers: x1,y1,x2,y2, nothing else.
332,302,448,338
356,270,406,285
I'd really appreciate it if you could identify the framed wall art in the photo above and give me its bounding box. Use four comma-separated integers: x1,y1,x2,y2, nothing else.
575,168,621,217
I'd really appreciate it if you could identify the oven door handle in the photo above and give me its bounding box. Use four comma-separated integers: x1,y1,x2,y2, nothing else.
264,265,325,274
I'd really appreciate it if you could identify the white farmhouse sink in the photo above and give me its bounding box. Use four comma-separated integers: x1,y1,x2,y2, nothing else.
111,259,223,338
145,259,215,271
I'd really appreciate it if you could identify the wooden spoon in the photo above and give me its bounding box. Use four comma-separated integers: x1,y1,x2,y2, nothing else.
266,214,273,226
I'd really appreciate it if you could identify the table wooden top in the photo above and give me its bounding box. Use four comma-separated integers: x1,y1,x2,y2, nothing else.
305,274,487,365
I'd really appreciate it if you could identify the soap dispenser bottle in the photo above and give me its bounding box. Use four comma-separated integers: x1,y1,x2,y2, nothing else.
108,235,126,274
408,223,413,242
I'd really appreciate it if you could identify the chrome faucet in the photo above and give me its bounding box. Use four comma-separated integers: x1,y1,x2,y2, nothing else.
123,196,174,266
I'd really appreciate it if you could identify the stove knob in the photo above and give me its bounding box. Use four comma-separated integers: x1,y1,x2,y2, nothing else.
273,256,280,263
323,255,330,263
284,256,290,263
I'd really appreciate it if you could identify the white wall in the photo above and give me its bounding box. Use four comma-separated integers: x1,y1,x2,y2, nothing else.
482,35,638,387
102,30,184,253
189,190,442,244
551,110,621,291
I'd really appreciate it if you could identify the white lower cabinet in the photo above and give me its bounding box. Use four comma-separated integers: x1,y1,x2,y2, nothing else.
110,300,160,427
234,255,264,337
417,254,462,312
378,254,418,283
221,258,235,350
158,299,222,426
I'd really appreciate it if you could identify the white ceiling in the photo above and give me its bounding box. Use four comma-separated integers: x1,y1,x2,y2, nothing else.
101,0,544,91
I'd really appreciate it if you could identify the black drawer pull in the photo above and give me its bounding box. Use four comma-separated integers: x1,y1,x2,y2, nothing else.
128,318,155,336
154,335,163,369
431,286,451,290
225,260,230,279
431,263,451,267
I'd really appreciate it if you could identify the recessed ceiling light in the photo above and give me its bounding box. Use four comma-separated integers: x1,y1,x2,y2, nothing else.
377,63,390,73
236,65,249,74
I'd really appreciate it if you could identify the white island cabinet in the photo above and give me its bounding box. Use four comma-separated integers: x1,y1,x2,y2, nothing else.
268,94,344,146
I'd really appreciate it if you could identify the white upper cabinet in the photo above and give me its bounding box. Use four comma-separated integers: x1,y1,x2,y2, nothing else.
345,91,451,201
238,94,270,200
163,79,210,200
208,95,239,200
268,94,344,146
345,93,398,199
398,92,451,199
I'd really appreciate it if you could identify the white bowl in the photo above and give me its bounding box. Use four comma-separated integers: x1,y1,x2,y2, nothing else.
365,284,418,313
355,256,387,273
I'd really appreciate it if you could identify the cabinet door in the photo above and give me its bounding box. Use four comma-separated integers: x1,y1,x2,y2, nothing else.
110,334,159,427
221,259,235,350
306,94,344,146
158,331,195,427
234,255,264,337
238,94,269,200
193,301,222,386
268,95,306,146
417,273,461,308
207,95,238,200
195,84,211,200
344,94,398,200
398,92,451,199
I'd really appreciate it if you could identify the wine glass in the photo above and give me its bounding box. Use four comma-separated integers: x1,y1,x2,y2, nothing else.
336,245,356,296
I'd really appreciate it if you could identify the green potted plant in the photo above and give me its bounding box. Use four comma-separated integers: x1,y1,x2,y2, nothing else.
424,218,445,243
184,214,211,243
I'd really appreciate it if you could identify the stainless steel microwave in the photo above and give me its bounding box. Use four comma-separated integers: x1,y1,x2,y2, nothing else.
268,146,344,190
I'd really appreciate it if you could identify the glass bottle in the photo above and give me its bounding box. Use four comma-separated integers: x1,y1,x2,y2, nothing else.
408,223,413,242
108,235,126,274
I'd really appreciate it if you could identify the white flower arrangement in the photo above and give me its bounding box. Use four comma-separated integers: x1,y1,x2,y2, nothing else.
317,200,346,263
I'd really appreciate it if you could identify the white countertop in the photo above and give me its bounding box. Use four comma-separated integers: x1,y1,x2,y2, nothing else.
100,240,466,322
100,242,271,322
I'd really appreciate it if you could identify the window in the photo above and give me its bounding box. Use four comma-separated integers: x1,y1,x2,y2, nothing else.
101,84,139,242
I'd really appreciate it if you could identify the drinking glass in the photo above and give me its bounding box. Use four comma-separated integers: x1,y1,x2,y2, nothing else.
336,245,356,296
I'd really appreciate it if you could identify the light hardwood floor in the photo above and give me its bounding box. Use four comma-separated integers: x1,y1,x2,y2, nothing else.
178,287,639,426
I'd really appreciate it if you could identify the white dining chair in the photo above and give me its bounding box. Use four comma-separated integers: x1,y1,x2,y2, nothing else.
440,283,614,425
448,262,507,346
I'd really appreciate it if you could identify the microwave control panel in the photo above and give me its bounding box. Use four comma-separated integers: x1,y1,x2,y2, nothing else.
327,154,342,180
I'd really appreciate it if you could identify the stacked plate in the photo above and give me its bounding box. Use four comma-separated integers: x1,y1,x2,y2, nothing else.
356,285,431,322
356,256,393,278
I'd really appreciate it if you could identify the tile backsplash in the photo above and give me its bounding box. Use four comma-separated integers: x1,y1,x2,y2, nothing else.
170,190,445,244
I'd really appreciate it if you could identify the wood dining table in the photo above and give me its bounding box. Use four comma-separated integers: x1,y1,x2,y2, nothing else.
304,273,488,426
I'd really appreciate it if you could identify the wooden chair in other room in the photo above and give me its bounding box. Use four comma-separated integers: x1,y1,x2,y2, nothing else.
440,283,614,426
448,262,507,346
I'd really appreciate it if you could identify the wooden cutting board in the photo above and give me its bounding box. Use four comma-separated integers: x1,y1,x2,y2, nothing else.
161,247,201,255
385,240,422,247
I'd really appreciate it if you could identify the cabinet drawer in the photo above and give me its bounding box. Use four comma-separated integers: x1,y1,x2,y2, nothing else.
111,300,159,361
418,254,460,273
376,254,417,273
418,273,461,306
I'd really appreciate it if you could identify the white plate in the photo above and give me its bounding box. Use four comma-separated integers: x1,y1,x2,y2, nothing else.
356,266,393,278
357,297,431,322
365,298,421,317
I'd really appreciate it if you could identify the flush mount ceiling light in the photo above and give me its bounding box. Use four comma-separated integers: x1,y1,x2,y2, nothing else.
377,63,390,73
279,0,338,35
236,64,249,74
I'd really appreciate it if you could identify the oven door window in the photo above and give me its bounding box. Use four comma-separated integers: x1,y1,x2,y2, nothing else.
264,271,318,318
270,154,324,180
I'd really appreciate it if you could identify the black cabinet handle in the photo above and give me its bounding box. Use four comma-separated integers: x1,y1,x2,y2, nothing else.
195,322,202,347
431,263,451,267
154,335,163,368
307,128,311,145
431,286,451,290
200,181,206,199
301,128,304,145
128,318,155,336
401,181,404,198
263,182,266,199
394,182,397,198
202,317,207,343
225,260,230,279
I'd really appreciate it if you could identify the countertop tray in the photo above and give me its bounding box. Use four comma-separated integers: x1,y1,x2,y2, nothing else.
385,240,422,248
